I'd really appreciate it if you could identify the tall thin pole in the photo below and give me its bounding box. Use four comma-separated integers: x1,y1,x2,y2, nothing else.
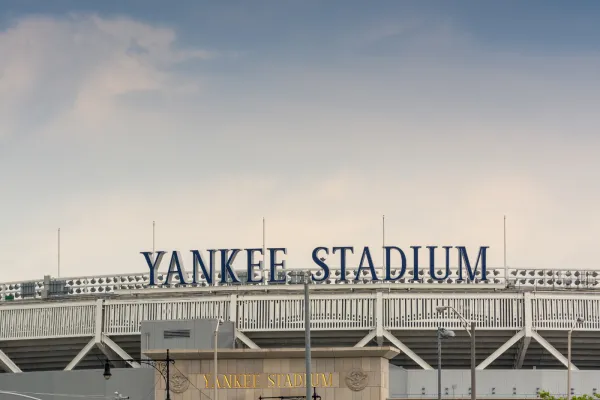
437,328,442,400
58,228,61,278
263,217,266,283
382,215,385,268
304,277,312,400
567,330,572,400
471,322,476,400
166,349,171,400
504,215,507,285
215,321,221,400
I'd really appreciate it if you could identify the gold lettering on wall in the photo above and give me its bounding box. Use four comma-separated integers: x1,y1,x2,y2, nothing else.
199,372,336,389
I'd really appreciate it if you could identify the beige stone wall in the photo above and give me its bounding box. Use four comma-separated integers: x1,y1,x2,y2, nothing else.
156,356,389,400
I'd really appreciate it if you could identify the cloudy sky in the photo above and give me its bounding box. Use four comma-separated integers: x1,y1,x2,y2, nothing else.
1,1,599,282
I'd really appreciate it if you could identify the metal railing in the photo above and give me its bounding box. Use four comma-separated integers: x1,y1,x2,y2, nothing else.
2,291,600,341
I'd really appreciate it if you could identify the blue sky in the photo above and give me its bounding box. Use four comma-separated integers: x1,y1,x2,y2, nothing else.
1,1,599,281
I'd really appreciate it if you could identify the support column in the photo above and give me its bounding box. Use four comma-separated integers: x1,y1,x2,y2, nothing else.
355,330,377,347
99,335,141,368
0,349,21,373
477,330,525,370
514,292,532,369
376,292,384,346
230,294,260,349
65,338,96,371
382,330,433,370
532,332,576,370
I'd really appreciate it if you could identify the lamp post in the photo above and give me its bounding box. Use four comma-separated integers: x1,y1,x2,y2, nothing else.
214,318,224,400
102,349,174,400
436,306,475,400
291,270,312,400
567,317,584,400
437,327,455,400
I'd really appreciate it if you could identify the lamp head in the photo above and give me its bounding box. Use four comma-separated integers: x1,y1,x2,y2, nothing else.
436,306,449,313
438,327,456,339
103,361,112,380
577,317,585,324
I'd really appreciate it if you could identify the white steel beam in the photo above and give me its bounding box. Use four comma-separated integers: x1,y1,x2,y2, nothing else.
376,292,384,346
513,292,533,369
477,330,524,370
100,335,141,368
65,338,96,371
94,299,104,344
382,330,433,370
0,349,21,373
355,330,377,348
532,331,576,370
513,336,531,369
236,331,260,349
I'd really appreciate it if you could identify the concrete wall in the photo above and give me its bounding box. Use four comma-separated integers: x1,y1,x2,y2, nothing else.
0,367,153,400
389,369,600,399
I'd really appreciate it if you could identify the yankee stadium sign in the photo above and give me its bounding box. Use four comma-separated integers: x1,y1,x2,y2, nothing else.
142,245,489,286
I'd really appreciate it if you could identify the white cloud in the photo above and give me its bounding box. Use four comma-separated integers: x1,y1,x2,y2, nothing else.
0,14,211,139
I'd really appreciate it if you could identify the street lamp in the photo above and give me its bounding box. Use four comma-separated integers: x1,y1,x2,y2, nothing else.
102,349,174,400
290,270,312,400
214,318,224,400
436,306,476,400
437,327,455,400
567,317,584,400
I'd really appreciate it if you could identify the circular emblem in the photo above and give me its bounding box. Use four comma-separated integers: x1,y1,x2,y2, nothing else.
345,368,368,391
170,372,190,393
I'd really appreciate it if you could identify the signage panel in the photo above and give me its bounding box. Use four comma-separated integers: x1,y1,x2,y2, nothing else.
141,245,489,286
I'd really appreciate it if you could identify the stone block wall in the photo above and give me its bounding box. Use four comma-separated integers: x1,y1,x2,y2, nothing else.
155,355,390,400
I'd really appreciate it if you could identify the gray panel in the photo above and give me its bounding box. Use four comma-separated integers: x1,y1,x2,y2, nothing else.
0,368,153,400
141,319,235,352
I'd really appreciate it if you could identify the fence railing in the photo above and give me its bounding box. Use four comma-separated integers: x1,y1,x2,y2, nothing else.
0,301,97,340
2,291,599,340
383,293,524,330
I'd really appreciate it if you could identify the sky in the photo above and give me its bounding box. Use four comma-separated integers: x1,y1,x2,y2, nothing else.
1,1,600,282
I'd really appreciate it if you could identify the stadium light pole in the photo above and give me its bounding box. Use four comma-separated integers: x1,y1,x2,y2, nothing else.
567,317,584,400
437,327,455,400
291,270,312,400
436,306,475,400
214,318,224,400
303,271,312,400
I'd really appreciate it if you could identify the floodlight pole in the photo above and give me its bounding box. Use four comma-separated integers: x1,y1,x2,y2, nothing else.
437,306,475,400
215,319,223,400
471,322,476,400
437,328,442,400
567,318,584,400
304,272,312,400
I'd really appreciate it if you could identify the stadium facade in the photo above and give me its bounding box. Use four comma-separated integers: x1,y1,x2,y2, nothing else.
1,258,600,399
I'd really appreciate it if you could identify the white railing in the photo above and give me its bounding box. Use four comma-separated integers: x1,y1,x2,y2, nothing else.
103,297,230,335
383,293,524,330
0,301,97,340
236,294,376,331
3,291,600,340
531,293,600,330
